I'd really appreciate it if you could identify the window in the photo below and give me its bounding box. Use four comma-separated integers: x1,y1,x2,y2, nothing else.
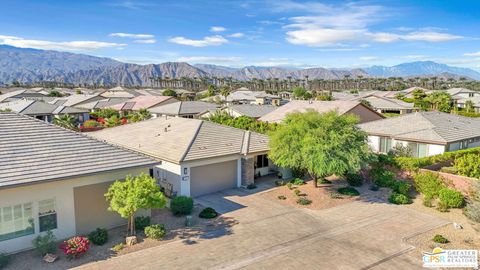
256,155,269,168
0,202,34,241
38,199,57,232
379,137,392,153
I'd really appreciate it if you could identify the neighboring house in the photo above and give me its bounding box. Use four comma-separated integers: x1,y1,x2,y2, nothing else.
99,86,141,99
74,98,129,111
50,93,104,108
358,111,480,158
149,101,219,118
222,104,277,119
445,88,477,99
105,96,178,112
259,100,384,123
88,117,291,198
0,99,90,123
0,112,158,253
456,96,480,112
226,90,283,105
0,89,50,103
357,95,416,114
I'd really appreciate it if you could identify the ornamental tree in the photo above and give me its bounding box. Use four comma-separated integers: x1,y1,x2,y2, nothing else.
268,110,371,187
105,173,167,236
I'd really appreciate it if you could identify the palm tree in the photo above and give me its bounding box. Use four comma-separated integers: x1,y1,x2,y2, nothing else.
53,114,77,130
220,86,231,102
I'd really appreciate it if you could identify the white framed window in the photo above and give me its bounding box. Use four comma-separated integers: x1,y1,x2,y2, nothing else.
38,199,57,232
0,202,34,241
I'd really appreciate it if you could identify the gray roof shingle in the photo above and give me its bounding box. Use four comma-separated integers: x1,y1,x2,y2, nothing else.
0,112,158,188
358,111,480,144
227,104,277,118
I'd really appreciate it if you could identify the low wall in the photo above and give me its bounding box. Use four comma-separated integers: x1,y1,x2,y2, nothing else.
419,168,476,196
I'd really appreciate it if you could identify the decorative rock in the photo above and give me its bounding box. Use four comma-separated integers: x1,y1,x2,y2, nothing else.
43,253,58,263
125,236,137,246
453,223,463,230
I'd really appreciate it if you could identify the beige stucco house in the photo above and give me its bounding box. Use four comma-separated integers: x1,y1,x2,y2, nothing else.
88,117,289,198
358,111,480,158
0,112,158,253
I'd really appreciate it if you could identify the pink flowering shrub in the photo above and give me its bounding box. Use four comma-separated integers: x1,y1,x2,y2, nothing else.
60,236,90,259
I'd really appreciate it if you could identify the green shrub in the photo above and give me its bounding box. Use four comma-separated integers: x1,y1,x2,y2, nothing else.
389,192,411,204
296,197,312,205
134,216,151,230
0,253,10,269
292,168,305,178
290,178,305,185
393,181,411,196
293,189,301,196
396,147,480,171
438,188,464,208
144,224,166,239
246,183,257,189
170,196,193,216
337,187,360,196
376,154,397,167
199,207,218,219
83,119,101,128
437,201,449,212
371,167,395,188
275,180,286,186
439,166,457,174
317,178,332,184
278,195,287,200
465,182,480,222
330,192,343,199
88,228,108,246
433,234,449,243
286,183,293,189
413,172,444,199
111,243,125,252
32,230,57,256
454,153,480,178
345,173,363,187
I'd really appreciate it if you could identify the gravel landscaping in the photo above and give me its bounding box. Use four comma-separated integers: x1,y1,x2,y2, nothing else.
4,204,237,270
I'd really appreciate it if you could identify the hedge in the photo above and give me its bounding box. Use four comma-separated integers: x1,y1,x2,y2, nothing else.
395,147,480,171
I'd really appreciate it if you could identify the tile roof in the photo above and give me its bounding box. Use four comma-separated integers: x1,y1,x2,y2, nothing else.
361,96,414,110
150,101,219,116
0,99,88,115
88,117,269,163
259,100,364,123
0,112,158,188
358,111,480,144
106,96,176,111
227,104,277,118
0,89,47,103
50,94,102,107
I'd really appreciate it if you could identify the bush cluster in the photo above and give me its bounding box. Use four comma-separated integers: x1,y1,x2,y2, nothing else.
389,192,411,204
438,188,464,208
290,178,305,185
433,234,449,244
345,173,363,187
454,153,480,178
88,228,108,246
413,172,445,201
395,147,480,171
199,207,218,219
277,195,287,200
134,216,151,230
144,224,166,239
393,181,411,196
296,197,312,205
371,167,395,188
60,236,90,259
337,187,360,196
170,196,193,216
32,230,57,256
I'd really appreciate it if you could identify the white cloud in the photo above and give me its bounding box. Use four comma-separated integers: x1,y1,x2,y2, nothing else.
229,33,244,38
109,33,154,39
402,55,428,59
359,56,380,61
210,26,226,32
168,35,228,47
133,39,156,44
177,56,241,64
465,51,480,57
277,1,462,47
0,35,126,51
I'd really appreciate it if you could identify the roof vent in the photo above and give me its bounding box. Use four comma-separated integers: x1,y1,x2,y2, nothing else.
164,127,168,132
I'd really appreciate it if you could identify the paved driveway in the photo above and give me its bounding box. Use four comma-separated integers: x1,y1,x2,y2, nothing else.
77,186,448,270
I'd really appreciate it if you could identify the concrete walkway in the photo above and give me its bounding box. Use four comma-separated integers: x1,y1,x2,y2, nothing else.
77,188,447,270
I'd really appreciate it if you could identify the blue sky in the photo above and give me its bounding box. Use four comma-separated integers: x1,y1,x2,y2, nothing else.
1,0,480,70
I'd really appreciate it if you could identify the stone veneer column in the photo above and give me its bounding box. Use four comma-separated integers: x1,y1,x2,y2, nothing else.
241,157,255,186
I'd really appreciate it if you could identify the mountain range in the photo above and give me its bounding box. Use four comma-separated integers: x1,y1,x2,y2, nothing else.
0,45,479,86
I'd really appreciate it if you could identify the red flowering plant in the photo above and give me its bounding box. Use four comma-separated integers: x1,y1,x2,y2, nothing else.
60,236,90,259
121,118,128,125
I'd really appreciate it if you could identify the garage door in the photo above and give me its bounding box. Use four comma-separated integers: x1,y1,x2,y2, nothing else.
190,160,238,197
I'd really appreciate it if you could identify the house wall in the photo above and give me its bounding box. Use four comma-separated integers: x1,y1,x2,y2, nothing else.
367,135,380,152
366,135,446,157
347,105,384,123
0,167,149,254
153,161,182,196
